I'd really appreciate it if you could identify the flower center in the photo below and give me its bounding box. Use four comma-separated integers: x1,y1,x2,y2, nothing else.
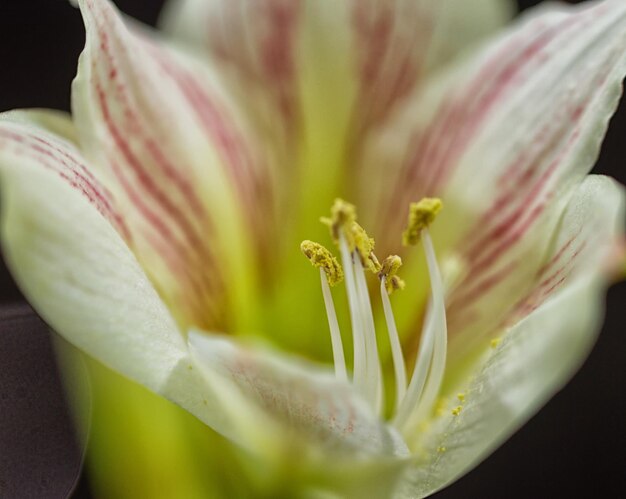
301,198,447,432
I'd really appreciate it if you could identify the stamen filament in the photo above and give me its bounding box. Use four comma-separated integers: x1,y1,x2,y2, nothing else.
307,197,447,428
411,229,448,424
339,234,367,395
354,255,383,413
392,299,435,429
319,268,348,382
380,277,407,410
393,228,446,429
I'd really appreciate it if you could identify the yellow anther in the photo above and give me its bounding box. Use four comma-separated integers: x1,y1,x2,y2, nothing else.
402,198,443,246
379,255,406,294
350,222,382,273
320,198,357,245
457,393,466,403
451,406,463,416
301,240,344,286
437,446,447,453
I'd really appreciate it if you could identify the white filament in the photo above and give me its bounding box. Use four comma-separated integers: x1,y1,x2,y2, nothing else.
317,227,447,429
410,229,448,425
392,300,435,428
393,228,446,430
380,277,407,411
338,234,367,396
354,255,383,413
320,268,348,382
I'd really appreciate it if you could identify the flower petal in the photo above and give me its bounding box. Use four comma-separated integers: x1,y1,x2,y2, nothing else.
188,331,408,457
161,0,512,139
0,110,186,397
397,175,625,497
159,0,513,222
362,0,626,362
0,111,253,448
188,331,412,495
73,0,272,332
504,175,626,326
159,0,513,354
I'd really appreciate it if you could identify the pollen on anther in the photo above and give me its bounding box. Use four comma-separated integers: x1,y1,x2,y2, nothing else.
301,240,344,286
320,198,357,244
379,255,406,294
351,222,382,273
451,406,463,416
403,198,443,246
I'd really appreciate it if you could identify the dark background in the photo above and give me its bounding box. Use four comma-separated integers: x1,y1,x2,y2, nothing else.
0,0,624,498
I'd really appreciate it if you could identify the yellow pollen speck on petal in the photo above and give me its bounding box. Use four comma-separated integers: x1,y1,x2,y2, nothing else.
402,198,443,246
457,392,466,403
379,255,406,294
320,198,357,245
452,406,463,416
491,337,502,349
301,240,344,286
437,446,447,453
350,222,382,273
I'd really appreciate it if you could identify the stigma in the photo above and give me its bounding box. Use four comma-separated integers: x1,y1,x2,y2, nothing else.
301,198,447,433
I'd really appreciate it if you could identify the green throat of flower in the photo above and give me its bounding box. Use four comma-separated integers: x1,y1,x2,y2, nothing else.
301,198,446,433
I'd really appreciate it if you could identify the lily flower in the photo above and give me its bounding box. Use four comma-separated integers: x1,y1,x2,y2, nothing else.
1,0,626,496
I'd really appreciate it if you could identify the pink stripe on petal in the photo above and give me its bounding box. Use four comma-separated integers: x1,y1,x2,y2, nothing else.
142,42,277,261
389,2,626,364
350,0,427,138
0,126,129,239
204,0,301,134
380,12,585,234
76,0,277,329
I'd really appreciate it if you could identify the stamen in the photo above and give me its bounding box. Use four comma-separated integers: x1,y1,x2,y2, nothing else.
300,240,344,286
394,199,446,430
351,222,382,274
319,268,348,382
402,198,443,246
322,200,382,411
320,198,357,246
302,197,448,429
348,220,384,411
300,241,347,381
379,256,407,411
379,255,406,295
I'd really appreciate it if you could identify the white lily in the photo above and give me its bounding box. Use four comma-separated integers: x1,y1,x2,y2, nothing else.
1,0,625,496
